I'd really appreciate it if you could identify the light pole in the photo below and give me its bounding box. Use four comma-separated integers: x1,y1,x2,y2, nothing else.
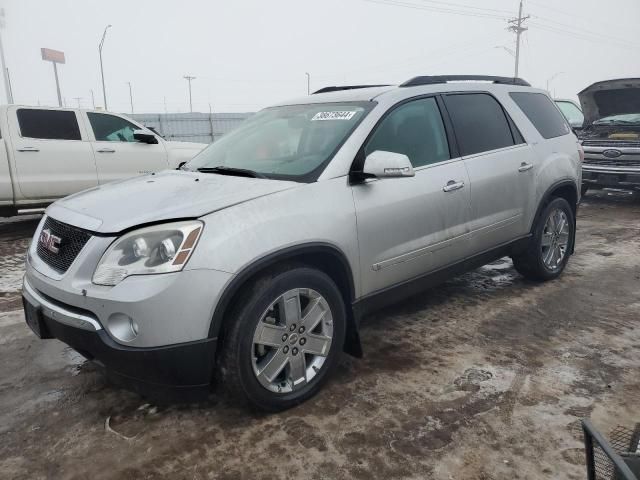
99,25,112,110
0,9,13,104
127,81,133,114
90,89,95,109
546,72,565,95
184,75,196,112
305,72,310,95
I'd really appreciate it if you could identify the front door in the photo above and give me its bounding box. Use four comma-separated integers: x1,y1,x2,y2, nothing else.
352,96,472,296
83,112,167,184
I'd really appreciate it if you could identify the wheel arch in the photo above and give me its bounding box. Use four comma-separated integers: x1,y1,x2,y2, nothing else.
531,179,579,254
209,242,362,359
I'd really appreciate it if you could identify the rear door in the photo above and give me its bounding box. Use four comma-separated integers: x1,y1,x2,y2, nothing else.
10,107,98,200
352,96,472,296
82,111,168,184
443,92,535,254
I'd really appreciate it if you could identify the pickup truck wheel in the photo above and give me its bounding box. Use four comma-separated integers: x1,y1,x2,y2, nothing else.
217,265,346,411
512,197,575,282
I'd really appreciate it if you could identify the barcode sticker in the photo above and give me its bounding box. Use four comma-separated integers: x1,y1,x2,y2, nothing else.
311,111,357,121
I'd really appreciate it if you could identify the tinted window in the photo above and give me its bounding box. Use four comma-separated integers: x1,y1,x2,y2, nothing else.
365,97,450,168
88,113,140,142
511,92,571,138
444,93,515,156
17,109,81,140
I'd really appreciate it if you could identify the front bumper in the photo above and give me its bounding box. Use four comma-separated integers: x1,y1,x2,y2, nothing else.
582,167,640,189
23,280,218,400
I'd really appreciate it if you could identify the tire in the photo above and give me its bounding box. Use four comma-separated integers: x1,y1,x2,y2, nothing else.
512,197,575,282
217,264,346,411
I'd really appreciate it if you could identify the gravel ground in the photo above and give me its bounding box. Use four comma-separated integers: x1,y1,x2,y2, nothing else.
0,191,638,480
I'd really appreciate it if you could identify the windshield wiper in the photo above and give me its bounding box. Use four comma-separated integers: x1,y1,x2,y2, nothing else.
196,166,266,178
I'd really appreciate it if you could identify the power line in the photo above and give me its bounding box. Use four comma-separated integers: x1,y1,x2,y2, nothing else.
363,0,510,20
415,0,513,15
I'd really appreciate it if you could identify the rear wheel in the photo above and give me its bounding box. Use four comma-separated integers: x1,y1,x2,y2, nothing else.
218,265,346,411
513,197,575,281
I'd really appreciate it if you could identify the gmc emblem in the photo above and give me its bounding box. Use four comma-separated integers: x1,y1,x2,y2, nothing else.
39,229,62,254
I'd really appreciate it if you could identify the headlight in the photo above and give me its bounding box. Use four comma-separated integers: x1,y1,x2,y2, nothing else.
93,221,203,286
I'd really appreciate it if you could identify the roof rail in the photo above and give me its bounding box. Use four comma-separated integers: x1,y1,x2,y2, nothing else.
400,75,531,88
312,85,390,94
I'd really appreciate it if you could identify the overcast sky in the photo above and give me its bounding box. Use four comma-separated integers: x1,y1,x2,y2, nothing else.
1,0,639,113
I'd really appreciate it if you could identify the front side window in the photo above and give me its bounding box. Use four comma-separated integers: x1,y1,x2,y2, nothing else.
186,102,372,181
365,97,451,168
555,100,585,126
88,113,139,142
17,109,81,140
444,93,516,156
510,92,571,138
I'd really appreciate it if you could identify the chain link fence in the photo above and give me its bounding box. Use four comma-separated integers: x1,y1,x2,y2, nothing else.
131,112,254,144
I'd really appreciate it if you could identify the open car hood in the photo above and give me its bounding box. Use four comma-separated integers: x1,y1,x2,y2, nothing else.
578,78,640,125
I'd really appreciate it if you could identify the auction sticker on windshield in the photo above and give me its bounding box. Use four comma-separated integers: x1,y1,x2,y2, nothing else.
311,111,357,121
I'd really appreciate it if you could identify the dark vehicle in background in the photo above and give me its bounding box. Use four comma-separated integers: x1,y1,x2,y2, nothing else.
577,79,640,195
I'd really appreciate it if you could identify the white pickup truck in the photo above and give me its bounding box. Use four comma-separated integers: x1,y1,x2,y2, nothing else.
0,105,207,216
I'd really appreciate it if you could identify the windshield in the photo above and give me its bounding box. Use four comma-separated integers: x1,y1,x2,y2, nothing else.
555,101,584,126
186,102,372,182
593,113,640,125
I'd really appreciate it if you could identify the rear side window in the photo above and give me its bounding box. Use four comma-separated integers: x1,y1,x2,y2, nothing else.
444,93,515,156
17,109,81,140
510,92,571,139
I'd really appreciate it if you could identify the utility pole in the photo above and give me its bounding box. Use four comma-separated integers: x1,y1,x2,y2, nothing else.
99,25,112,110
507,0,529,78
127,81,133,114
305,72,310,95
90,89,95,109
183,75,196,112
0,9,13,104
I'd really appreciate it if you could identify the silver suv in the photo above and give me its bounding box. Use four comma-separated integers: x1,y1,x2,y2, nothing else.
22,75,583,411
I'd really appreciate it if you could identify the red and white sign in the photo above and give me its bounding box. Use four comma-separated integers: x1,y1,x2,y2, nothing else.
41,48,65,64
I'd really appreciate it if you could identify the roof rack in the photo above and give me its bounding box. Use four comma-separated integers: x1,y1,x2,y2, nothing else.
400,75,531,88
312,85,390,94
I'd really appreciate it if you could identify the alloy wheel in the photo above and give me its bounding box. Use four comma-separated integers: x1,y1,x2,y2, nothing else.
541,208,570,270
251,288,334,393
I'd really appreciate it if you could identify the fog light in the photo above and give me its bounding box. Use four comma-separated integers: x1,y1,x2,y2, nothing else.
107,313,139,342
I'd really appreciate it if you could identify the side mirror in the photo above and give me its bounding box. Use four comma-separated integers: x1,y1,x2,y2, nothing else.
363,150,415,179
133,129,159,144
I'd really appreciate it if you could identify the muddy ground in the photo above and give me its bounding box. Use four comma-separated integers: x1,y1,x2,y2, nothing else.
0,191,638,480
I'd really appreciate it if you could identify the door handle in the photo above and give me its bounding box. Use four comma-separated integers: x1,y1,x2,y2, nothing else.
443,180,465,192
17,147,39,152
518,162,533,172
96,148,116,153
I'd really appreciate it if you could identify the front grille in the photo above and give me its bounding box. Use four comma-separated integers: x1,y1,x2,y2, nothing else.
36,217,92,273
582,140,640,148
584,158,640,168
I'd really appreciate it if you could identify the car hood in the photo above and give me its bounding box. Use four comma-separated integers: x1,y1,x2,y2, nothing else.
164,140,208,151
46,170,300,234
578,78,640,125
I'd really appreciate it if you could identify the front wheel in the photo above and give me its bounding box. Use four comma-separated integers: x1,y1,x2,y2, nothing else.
512,197,575,281
217,265,346,411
